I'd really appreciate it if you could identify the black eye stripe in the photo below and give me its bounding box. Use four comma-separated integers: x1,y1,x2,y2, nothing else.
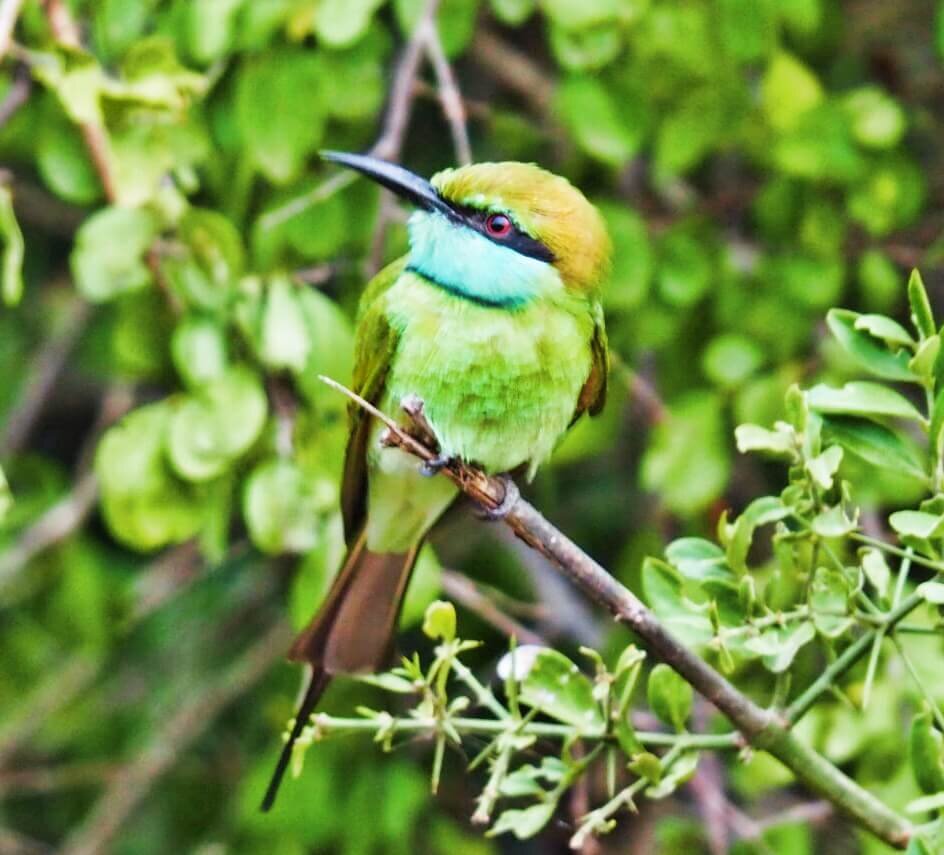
445,200,555,263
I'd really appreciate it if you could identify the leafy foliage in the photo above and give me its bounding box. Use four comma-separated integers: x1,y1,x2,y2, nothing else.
3,0,944,853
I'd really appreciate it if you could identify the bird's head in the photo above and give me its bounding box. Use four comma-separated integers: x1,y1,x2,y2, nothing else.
321,152,611,307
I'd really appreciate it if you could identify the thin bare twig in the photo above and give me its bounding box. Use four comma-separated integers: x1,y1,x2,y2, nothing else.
260,0,439,234
0,293,91,457
0,64,30,129
59,620,293,855
317,374,915,850
470,30,555,116
441,569,544,644
43,0,117,201
0,385,133,592
0,0,25,62
425,26,472,165
0,542,212,767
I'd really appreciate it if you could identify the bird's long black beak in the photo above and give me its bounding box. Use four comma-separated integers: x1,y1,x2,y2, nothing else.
320,150,455,218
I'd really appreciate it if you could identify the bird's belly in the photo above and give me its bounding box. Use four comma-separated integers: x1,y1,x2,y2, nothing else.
384,302,592,476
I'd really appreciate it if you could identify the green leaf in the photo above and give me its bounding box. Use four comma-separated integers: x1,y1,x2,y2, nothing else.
555,75,640,166
95,402,206,551
599,204,652,311
734,423,796,458
853,313,914,348
861,548,891,601
0,185,24,307
516,649,604,732
642,558,714,649
657,229,712,307
184,0,244,64
889,510,944,540
826,309,916,382
806,445,843,491
0,466,12,523
822,416,927,485
762,51,823,132
909,269,936,339
809,566,853,638
719,0,775,61
36,109,102,204
258,276,311,372
164,208,245,311
422,600,457,642
235,49,326,183
490,0,536,25
727,496,790,574
243,458,333,554
917,581,944,605
313,0,384,46
647,664,692,731
641,391,730,515
909,335,941,380
810,504,857,537
548,23,622,71
744,621,815,673
645,751,699,799
539,0,629,30
70,206,159,302
807,382,923,423
910,708,944,794
843,86,906,150
702,334,764,388
167,366,267,481
665,538,731,583
171,315,228,388
489,802,556,839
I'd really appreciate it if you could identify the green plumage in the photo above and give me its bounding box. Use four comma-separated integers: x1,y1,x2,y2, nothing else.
264,156,611,811
345,259,605,553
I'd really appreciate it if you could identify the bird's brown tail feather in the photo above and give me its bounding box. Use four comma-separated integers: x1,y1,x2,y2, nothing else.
261,531,420,811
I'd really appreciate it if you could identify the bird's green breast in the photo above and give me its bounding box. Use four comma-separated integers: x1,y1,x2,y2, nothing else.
380,271,594,475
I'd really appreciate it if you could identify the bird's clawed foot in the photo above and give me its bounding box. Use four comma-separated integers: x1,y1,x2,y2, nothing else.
421,453,457,477
477,474,520,521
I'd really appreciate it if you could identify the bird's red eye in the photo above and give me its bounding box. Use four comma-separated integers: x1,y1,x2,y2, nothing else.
485,213,513,238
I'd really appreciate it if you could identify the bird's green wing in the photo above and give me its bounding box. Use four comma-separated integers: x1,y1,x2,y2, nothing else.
573,302,608,422
341,256,408,543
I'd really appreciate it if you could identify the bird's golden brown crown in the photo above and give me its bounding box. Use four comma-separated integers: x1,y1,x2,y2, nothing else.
431,162,612,294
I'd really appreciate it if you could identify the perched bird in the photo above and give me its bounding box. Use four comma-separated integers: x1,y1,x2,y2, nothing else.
262,152,611,809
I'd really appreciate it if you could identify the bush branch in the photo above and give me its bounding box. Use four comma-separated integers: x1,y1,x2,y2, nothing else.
317,374,915,850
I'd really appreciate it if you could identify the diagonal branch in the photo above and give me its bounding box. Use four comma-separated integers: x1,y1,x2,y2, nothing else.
317,374,915,850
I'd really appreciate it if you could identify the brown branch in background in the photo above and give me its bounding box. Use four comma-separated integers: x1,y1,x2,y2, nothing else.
0,385,133,592
441,568,545,645
0,0,25,61
470,30,555,116
609,351,667,426
424,25,472,166
317,374,914,850
59,620,293,855
0,470,97,591
689,702,730,855
43,0,117,202
262,0,439,236
0,655,100,770
0,64,30,129
0,761,118,797
0,542,209,768
0,293,91,457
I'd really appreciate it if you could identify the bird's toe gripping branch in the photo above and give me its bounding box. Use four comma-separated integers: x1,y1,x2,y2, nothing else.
476,474,519,521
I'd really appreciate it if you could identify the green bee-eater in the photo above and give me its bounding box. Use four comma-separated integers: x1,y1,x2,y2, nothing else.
263,152,611,809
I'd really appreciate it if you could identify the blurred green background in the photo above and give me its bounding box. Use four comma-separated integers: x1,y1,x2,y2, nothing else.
0,0,943,852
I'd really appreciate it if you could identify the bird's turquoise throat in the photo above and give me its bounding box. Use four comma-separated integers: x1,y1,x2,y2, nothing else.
406,211,561,308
